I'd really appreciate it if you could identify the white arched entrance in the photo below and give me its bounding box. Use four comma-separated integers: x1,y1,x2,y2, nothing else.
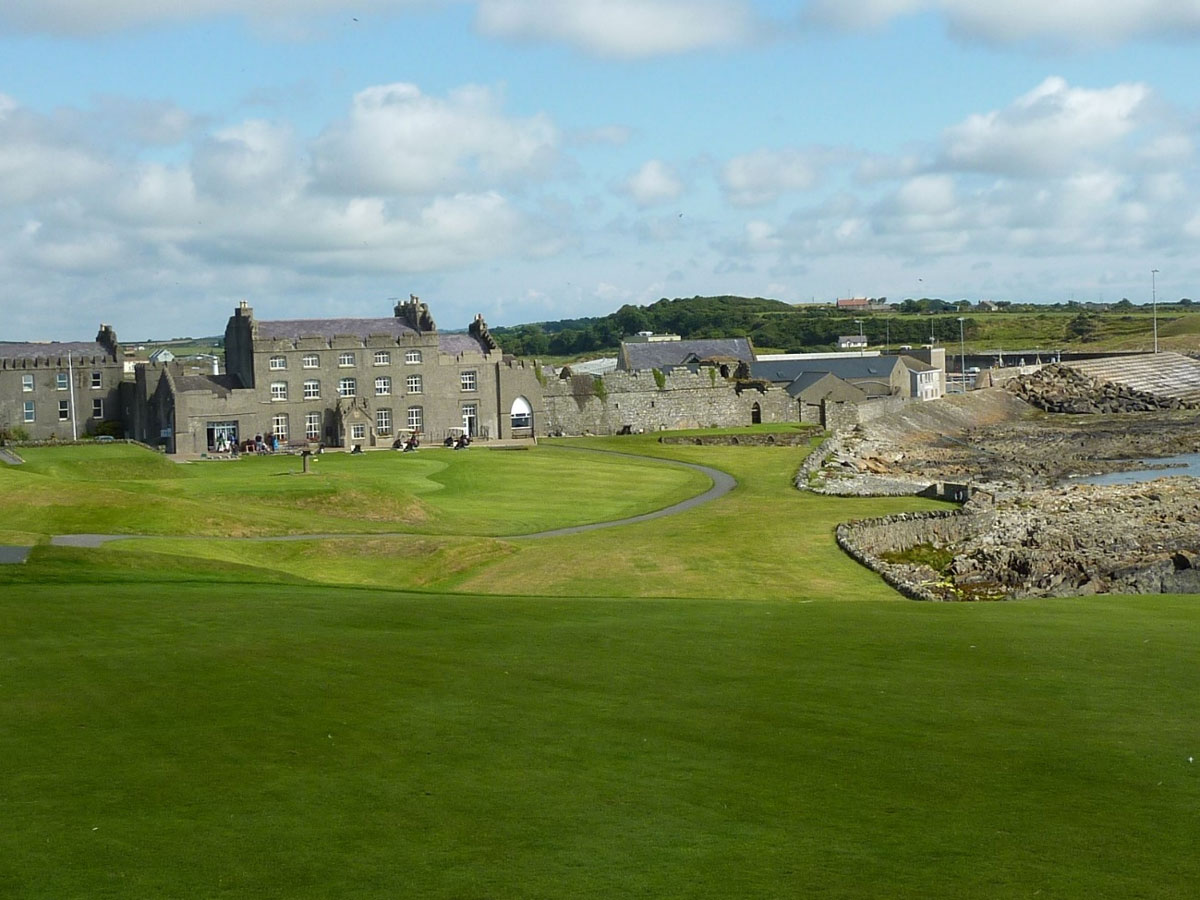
510,396,533,435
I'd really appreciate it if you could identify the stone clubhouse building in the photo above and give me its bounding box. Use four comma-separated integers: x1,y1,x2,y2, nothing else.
2,297,544,454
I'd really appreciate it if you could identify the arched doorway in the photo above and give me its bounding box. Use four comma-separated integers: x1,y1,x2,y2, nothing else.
510,396,533,437
751,401,762,425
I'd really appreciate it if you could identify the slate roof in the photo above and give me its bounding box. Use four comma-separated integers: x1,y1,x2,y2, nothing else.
174,374,243,396
438,333,489,355
751,356,903,383
621,338,753,371
257,317,420,342
784,371,867,402
896,355,934,372
0,341,115,361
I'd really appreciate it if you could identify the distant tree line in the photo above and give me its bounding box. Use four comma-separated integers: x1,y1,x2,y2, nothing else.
489,294,1192,358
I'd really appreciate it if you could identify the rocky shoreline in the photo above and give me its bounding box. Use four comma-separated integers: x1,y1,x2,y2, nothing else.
809,373,1200,600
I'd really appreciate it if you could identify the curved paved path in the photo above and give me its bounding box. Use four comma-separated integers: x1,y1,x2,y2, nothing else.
38,448,736,552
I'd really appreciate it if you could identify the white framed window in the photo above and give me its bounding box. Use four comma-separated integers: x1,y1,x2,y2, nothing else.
270,381,288,401
406,374,422,394
376,408,392,435
462,403,477,435
91,371,102,389
407,406,423,431
23,401,34,422
374,376,391,396
305,412,321,440
460,370,477,392
272,414,289,440
338,352,355,367
269,355,287,370
21,374,33,392
373,350,391,365
92,398,104,418
56,372,69,390
338,377,356,398
58,400,70,421
350,423,366,440
405,349,422,364
303,379,320,399
302,353,320,369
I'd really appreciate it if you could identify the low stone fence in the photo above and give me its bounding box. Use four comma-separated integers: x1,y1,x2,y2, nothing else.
659,432,813,447
836,509,996,601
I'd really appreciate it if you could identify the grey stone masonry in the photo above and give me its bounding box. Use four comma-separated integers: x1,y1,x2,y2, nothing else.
0,325,124,440
543,366,798,435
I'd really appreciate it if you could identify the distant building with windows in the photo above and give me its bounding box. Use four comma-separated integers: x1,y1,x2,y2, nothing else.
0,325,124,440
130,297,543,453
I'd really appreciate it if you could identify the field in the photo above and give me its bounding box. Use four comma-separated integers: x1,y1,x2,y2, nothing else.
2,438,1198,898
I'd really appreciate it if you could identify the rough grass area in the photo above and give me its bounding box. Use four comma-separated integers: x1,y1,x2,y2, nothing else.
881,542,954,572
3,431,1199,899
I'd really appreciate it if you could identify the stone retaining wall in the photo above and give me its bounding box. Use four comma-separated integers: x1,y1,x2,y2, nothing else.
836,509,996,601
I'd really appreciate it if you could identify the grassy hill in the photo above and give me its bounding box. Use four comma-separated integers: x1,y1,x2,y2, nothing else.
491,296,1200,358
2,439,1198,898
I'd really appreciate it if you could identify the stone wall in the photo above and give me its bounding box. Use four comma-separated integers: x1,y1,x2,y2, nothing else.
836,509,996,602
543,367,798,435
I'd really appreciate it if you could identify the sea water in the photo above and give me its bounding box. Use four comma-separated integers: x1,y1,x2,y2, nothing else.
1076,453,1200,485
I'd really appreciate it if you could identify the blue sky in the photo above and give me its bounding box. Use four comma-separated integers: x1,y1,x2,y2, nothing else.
2,0,1199,340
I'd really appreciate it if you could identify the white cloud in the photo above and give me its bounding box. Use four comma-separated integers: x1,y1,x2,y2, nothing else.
475,0,754,57
721,148,821,206
311,83,558,195
622,160,684,207
806,0,1200,44
940,77,1151,176
193,120,303,199
0,84,557,338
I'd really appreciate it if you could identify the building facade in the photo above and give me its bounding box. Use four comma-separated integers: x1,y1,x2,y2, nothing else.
131,298,544,454
0,326,124,440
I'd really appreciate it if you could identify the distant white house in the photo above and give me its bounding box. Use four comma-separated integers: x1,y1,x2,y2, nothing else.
148,348,175,363
837,334,868,350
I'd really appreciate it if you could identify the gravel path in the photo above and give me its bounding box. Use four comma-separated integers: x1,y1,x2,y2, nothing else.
33,449,737,554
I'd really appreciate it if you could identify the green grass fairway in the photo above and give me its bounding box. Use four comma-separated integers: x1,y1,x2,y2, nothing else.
0,443,709,538
3,434,1199,898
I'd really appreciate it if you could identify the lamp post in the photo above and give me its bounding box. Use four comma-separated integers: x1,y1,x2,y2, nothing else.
1151,268,1159,353
957,316,966,393
854,318,864,356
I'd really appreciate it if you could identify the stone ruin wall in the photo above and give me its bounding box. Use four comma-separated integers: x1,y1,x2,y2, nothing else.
542,368,797,435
